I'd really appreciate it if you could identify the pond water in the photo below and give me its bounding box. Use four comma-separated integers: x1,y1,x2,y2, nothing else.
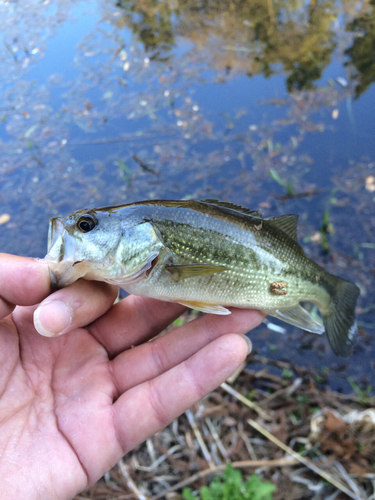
0,0,374,393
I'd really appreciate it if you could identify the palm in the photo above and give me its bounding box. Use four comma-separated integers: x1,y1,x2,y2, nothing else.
3,308,115,498
0,255,264,499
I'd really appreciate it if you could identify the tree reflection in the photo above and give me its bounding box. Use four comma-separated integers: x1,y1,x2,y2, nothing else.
345,0,375,98
115,0,175,60
114,0,337,91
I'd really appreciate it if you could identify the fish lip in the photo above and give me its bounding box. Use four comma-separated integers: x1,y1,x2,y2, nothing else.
47,260,84,288
48,217,64,254
46,218,78,264
46,217,81,288
49,266,58,291
48,262,76,290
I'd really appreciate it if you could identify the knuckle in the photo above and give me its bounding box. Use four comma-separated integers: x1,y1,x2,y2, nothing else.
147,380,170,428
132,296,158,333
150,338,169,375
184,357,207,400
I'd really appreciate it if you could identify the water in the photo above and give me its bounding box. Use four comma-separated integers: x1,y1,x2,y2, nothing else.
0,0,374,392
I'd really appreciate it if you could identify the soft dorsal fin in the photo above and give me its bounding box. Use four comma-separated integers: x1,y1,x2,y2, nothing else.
265,214,299,240
201,199,261,218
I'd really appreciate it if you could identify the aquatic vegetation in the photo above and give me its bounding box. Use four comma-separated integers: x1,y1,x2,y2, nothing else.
0,0,374,381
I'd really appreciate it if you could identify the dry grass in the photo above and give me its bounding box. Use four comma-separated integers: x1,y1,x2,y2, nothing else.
76,355,375,500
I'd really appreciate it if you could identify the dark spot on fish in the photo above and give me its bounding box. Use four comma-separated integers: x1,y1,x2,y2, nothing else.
270,281,288,295
254,222,262,231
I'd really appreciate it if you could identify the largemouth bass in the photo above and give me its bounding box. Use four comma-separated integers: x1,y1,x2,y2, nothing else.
45,199,360,357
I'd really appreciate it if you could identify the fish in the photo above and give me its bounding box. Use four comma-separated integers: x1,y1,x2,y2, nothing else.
45,199,360,357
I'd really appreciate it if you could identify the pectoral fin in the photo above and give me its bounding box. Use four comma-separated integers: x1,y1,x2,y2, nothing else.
265,304,324,334
178,300,231,315
167,263,228,282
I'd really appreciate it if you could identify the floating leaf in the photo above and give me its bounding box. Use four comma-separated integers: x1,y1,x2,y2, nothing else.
24,124,37,138
0,214,10,225
118,159,131,175
365,176,375,192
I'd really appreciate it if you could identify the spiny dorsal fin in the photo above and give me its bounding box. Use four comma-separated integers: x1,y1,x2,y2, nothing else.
265,214,299,240
201,200,299,241
201,199,261,218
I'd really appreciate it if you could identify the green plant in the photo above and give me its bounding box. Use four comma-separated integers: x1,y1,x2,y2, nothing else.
118,159,132,185
348,377,373,404
320,206,330,253
269,169,294,195
296,394,309,405
281,368,293,379
320,190,338,253
182,464,275,500
247,390,256,401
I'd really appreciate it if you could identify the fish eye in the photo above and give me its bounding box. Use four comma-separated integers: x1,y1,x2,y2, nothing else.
77,215,97,233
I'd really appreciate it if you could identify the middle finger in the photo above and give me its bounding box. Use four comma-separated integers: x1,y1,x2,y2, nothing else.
87,295,186,357
110,308,264,395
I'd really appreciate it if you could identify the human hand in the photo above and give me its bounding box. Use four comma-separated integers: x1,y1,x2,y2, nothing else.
0,253,265,500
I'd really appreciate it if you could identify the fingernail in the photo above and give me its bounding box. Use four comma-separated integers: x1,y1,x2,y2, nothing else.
243,335,252,354
34,301,72,337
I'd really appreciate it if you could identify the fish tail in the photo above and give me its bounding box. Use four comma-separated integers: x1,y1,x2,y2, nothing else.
322,278,360,357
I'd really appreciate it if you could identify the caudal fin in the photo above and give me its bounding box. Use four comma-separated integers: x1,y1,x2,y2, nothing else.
323,278,360,357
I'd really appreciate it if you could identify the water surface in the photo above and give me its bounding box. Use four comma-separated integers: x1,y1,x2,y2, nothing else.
0,0,374,392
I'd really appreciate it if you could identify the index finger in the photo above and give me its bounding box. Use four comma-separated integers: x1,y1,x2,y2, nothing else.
0,254,52,317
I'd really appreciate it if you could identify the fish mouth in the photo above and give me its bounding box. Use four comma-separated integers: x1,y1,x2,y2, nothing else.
48,217,64,255
45,217,82,288
47,260,83,289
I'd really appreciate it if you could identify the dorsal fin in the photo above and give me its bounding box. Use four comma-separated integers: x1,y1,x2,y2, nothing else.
200,200,299,242
201,199,261,218
265,214,299,240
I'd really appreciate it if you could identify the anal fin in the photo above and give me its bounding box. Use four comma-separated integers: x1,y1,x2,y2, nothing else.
178,300,231,315
265,304,324,334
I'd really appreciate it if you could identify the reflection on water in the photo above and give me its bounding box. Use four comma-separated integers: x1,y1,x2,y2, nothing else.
0,0,374,390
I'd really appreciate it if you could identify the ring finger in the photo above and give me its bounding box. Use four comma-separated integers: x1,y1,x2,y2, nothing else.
110,308,264,395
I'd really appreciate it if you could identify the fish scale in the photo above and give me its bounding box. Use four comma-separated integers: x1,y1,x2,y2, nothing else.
45,199,360,357
143,219,314,310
